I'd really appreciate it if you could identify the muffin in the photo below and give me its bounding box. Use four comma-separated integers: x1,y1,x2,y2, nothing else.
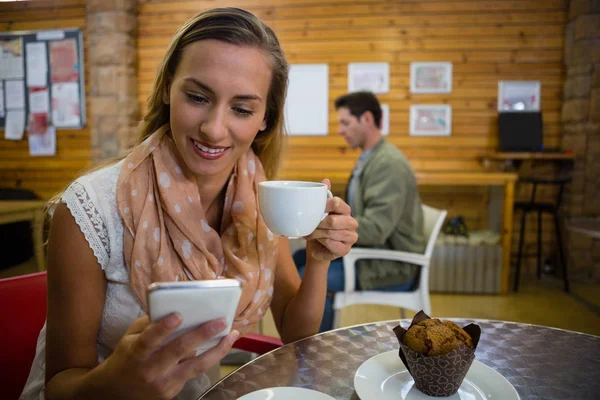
393,311,481,397
402,318,473,356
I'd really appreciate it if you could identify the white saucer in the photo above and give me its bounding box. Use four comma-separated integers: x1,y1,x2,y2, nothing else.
237,387,336,400
354,350,520,400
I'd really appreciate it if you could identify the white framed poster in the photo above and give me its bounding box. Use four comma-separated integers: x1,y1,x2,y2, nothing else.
410,62,452,93
497,80,541,112
409,105,452,136
284,63,329,136
348,62,389,94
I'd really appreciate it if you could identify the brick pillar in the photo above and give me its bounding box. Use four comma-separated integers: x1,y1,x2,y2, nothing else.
562,0,600,280
87,0,139,163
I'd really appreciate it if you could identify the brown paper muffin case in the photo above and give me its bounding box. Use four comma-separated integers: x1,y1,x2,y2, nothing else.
393,311,482,397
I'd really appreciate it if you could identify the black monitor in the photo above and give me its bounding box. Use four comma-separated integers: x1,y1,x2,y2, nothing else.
498,112,543,152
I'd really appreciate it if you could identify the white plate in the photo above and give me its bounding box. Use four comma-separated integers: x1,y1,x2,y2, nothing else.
354,350,520,400
237,387,336,400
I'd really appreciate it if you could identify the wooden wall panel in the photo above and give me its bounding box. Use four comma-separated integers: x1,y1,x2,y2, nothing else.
137,0,567,259
0,0,91,200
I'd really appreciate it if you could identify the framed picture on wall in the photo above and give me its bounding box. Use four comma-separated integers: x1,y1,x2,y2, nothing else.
410,62,452,93
497,80,541,112
348,62,390,94
409,105,452,136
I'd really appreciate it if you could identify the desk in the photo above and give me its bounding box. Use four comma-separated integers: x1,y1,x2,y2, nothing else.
201,320,600,400
0,201,47,271
483,151,576,161
279,170,518,294
481,151,575,174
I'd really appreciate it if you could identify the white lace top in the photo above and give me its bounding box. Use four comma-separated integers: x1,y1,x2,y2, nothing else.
21,161,217,400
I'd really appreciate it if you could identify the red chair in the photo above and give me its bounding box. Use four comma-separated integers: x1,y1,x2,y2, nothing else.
234,332,283,354
0,272,282,400
0,271,48,400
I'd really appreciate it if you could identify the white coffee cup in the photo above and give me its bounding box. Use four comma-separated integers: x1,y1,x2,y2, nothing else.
258,181,333,238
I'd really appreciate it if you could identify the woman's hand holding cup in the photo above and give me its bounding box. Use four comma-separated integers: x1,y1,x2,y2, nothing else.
302,179,358,261
258,179,358,262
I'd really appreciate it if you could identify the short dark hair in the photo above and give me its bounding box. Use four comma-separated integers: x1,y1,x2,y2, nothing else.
334,91,382,129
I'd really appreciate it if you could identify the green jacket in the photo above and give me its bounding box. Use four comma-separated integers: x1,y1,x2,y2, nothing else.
352,138,425,290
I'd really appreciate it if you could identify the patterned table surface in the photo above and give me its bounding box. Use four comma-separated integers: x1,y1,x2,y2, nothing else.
200,320,600,400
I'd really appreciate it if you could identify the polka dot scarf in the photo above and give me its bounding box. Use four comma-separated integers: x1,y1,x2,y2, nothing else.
117,125,278,334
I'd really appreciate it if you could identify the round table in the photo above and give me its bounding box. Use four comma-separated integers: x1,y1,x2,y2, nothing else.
200,320,600,400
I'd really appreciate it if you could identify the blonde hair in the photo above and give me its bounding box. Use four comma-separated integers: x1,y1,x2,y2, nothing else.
140,7,288,179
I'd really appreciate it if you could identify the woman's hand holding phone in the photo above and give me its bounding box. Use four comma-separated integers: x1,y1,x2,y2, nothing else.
79,280,242,399
89,313,239,400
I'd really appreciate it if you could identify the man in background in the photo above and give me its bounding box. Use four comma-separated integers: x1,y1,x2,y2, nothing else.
294,91,425,331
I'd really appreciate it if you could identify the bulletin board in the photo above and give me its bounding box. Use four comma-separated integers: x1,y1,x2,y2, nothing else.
0,28,86,137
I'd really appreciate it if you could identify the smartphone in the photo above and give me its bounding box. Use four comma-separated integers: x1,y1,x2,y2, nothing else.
147,279,242,356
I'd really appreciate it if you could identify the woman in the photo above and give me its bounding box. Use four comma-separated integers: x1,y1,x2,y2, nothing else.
21,8,357,400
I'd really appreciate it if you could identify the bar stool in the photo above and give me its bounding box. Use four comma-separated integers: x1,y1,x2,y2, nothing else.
513,176,570,292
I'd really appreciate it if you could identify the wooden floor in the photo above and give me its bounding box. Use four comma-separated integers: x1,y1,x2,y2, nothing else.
4,258,599,378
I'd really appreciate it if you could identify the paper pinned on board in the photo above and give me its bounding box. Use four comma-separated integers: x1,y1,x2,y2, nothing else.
5,109,26,140
5,79,25,109
50,39,79,83
28,113,56,156
51,82,81,127
29,125,56,156
29,89,50,114
36,30,65,41
25,42,48,88
0,37,24,80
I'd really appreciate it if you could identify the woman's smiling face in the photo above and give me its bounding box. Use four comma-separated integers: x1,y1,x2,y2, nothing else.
165,39,272,180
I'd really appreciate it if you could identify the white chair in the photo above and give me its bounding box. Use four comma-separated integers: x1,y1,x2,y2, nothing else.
333,204,447,328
